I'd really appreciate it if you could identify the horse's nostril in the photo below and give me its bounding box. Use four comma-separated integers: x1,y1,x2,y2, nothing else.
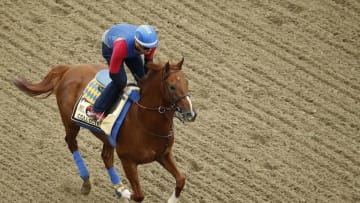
185,112,194,121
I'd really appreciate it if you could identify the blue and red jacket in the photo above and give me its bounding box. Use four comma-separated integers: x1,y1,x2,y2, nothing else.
103,24,156,74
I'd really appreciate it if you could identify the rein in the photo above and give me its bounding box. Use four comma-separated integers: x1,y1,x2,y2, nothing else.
134,100,174,156
133,66,188,155
134,68,176,138
135,101,178,114
135,66,189,125
134,101,174,138
134,64,189,154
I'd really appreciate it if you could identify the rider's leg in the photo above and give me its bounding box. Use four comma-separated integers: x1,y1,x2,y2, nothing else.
92,66,127,114
92,81,121,113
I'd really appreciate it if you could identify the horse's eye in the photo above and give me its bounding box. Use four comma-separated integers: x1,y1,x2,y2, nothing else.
169,85,176,93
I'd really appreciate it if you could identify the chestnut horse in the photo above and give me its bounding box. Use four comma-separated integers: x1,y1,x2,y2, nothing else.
13,59,197,202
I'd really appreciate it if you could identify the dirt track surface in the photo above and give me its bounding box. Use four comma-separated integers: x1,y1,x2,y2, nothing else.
1,0,359,202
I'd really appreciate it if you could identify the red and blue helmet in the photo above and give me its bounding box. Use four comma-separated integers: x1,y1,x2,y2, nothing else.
135,25,158,48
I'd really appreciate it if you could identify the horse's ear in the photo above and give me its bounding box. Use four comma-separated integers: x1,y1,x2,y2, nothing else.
165,61,171,72
177,57,184,70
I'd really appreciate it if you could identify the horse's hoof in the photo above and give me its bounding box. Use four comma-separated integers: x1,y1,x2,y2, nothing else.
120,188,131,199
167,191,178,203
114,184,131,200
81,179,91,195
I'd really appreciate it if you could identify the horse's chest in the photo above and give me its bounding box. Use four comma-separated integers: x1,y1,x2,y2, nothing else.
122,149,157,164
118,126,172,163
121,142,169,164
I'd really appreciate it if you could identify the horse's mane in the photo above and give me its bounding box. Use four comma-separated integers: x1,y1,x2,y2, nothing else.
146,61,166,72
146,58,184,71
137,62,163,90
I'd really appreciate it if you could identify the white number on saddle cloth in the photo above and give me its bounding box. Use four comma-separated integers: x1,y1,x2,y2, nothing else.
72,97,102,128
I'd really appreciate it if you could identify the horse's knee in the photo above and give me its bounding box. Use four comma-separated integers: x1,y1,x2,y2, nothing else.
65,136,78,152
101,150,110,160
101,146,115,169
101,146,113,159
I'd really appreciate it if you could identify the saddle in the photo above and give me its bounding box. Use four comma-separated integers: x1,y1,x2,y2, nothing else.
71,70,140,147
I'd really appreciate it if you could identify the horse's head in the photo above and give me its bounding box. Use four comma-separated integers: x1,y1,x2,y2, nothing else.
145,58,197,122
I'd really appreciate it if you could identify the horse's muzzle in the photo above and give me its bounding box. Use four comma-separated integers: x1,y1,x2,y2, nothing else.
174,95,197,122
174,108,197,122
184,110,197,122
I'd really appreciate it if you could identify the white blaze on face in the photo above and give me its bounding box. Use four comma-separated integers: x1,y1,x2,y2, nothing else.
186,96,196,117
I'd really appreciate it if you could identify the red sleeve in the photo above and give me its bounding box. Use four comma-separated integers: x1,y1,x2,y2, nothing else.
109,39,127,74
144,47,157,60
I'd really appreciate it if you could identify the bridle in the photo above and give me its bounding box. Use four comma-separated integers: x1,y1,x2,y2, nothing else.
134,67,189,139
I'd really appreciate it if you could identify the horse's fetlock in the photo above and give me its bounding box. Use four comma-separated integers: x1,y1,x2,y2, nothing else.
132,194,145,202
176,174,186,188
81,178,91,195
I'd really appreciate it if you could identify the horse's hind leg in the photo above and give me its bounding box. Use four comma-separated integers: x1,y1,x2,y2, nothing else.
65,124,91,195
157,151,185,203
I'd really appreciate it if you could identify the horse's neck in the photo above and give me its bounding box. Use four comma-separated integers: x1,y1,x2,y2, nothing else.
138,76,174,132
141,84,171,112
140,72,170,107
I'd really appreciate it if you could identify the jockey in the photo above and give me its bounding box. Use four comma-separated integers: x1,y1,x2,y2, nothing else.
87,23,158,121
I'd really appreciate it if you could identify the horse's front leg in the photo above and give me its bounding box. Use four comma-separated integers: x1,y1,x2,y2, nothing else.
120,159,144,202
157,151,186,203
100,142,130,200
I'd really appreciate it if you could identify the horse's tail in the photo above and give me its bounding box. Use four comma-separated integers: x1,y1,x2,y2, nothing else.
13,65,70,98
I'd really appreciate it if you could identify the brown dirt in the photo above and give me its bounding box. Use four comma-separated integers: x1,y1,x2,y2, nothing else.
1,0,359,202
